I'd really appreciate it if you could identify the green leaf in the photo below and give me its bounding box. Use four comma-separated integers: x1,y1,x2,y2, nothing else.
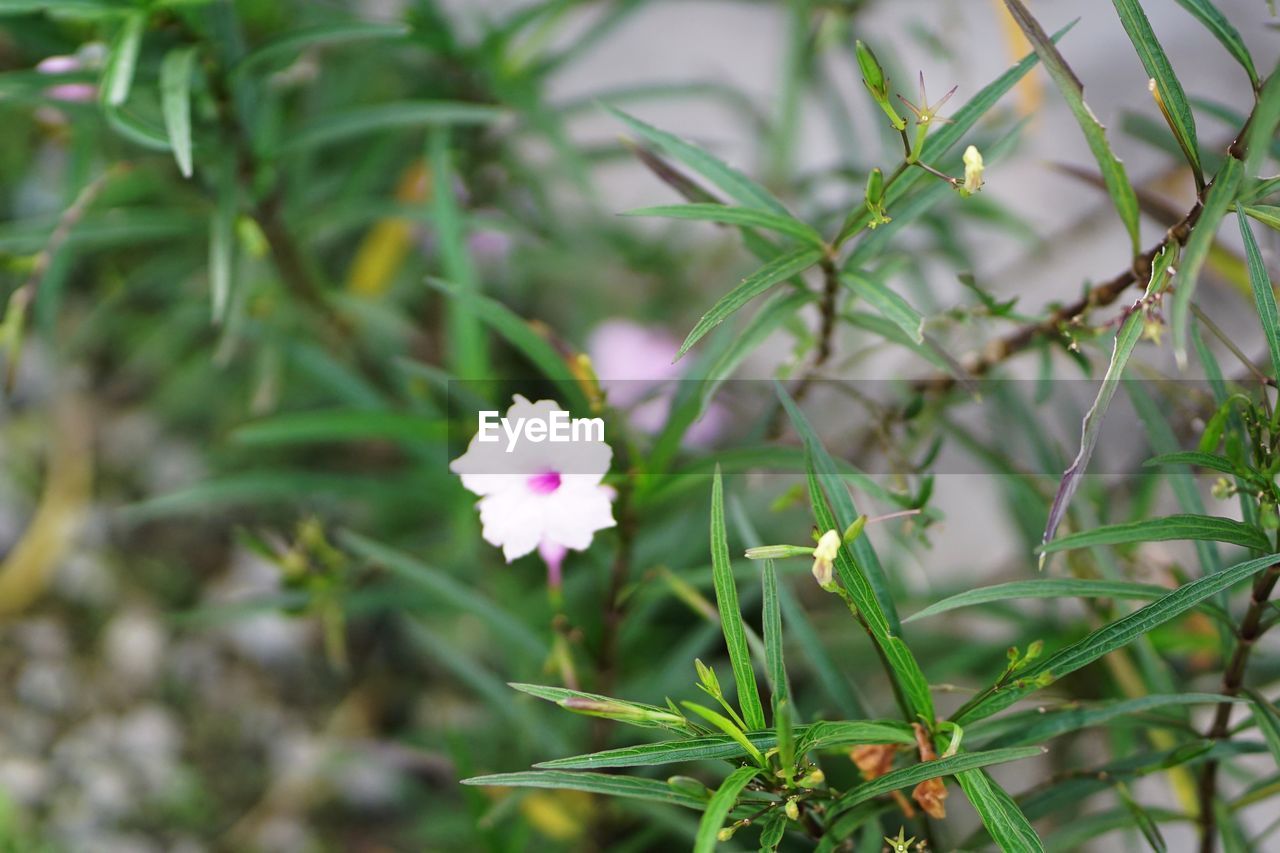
102,11,145,107
677,247,822,359
461,771,710,809
758,812,787,852
159,47,196,178
340,532,547,657
694,766,761,853
1171,0,1257,86
1118,784,1168,853
534,731,782,770
510,683,690,732
607,106,790,216
1128,384,1223,577
804,464,934,726
1003,0,1140,253
905,578,1191,623
683,702,765,766
794,720,915,752
776,383,902,631
234,21,410,73
1170,154,1243,367
103,102,172,151
828,747,1043,815
425,280,588,412
956,769,1044,853
232,409,445,447
622,204,824,248
1144,450,1258,483
1242,690,1280,789
209,165,235,323
1112,0,1200,180
762,560,787,710
975,693,1241,748
279,101,505,152
1243,205,1280,232
842,271,923,344
710,468,766,731
1042,244,1176,557
430,130,488,379
1040,514,1270,554
953,552,1279,725
1238,213,1280,381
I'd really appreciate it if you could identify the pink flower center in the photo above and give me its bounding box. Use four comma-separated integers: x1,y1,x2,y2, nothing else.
527,470,562,494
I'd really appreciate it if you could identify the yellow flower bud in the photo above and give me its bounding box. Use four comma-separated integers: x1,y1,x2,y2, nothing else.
962,145,984,194
811,529,841,589
785,797,800,820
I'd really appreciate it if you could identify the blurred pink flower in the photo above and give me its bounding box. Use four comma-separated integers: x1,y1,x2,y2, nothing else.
587,319,727,446
35,52,97,108
451,395,615,579
44,83,96,103
36,55,81,75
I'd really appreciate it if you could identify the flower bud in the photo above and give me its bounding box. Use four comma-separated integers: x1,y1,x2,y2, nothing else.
811,529,841,590
798,768,825,788
785,797,800,820
961,145,984,195
559,696,685,726
854,40,886,97
716,827,735,842
843,514,868,543
744,544,814,560
865,168,884,206
695,658,722,697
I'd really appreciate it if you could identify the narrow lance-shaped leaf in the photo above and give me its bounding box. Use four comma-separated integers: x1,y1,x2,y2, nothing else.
535,730,789,770
762,560,787,709
828,747,1044,815
607,106,791,216
159,47,196,178
102,11,145,107
710,467,766,730
622,204,824,248
209,163,235,323
776,382,902,631
1170,156,1243,367
430,130,487,379
694,766,761,853
1238,213,1280,381
805,463,935,726
1042,243,1176,560
953,552,1280,725
1171,0,1257,87
976,693,1242,749
677,247,822,359
1112,0,1201,182
233,22,411,73
956,769,1045,853
461,770,710,809
906,578,1198,623
1242,688,1280,768
842,271,923,344
1003,0,1141,254
279,101,505,153
1040,514,1270,555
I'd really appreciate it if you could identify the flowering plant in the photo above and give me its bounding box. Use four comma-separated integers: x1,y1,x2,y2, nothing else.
3,0,1280,851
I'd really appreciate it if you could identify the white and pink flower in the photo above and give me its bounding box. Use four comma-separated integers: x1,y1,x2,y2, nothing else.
451,395,615,584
